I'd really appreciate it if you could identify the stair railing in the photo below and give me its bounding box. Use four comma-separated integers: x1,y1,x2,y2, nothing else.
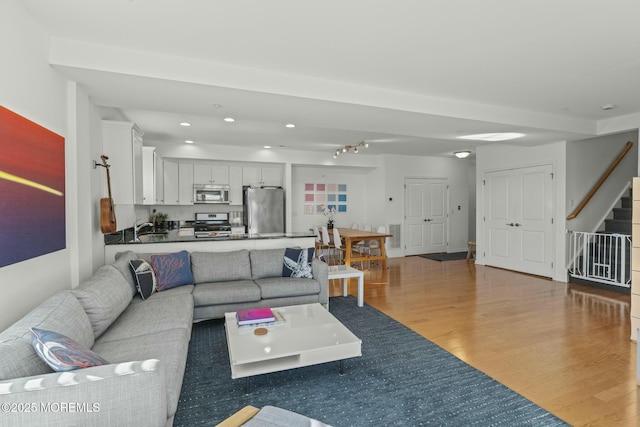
568,231,631,288
567,141,633,220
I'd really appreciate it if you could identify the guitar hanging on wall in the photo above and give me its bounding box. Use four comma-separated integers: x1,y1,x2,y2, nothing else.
99,154,117,234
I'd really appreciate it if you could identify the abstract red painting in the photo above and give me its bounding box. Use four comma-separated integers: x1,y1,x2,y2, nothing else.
0,106,65,267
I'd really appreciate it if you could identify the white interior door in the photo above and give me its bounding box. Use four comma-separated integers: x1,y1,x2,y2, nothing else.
483,164,553,277
405,178,448,255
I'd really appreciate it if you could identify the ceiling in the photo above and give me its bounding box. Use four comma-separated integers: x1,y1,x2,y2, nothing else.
21,0,640,159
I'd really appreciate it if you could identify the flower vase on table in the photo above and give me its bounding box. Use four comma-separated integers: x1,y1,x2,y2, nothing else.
324,206,336,230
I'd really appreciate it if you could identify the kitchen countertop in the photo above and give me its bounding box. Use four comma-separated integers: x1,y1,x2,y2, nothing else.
105,230,316,245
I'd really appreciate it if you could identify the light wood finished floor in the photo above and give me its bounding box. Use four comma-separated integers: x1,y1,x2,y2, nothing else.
329,256,638,426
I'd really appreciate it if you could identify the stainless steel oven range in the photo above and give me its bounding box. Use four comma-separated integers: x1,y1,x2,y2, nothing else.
194,213,231,238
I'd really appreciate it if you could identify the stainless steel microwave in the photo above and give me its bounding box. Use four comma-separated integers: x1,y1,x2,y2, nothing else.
193,184,230,204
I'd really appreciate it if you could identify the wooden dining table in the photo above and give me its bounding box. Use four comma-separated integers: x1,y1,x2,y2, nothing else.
336,228,393,270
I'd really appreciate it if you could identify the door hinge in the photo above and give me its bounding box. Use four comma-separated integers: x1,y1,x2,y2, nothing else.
551,172,554,179
551,262,554,269
551,218,554,224
483,180,486,186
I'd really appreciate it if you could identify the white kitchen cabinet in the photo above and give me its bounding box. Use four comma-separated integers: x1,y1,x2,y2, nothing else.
154,152,164,205
261,165,283,187
141,147,155,205
101,120,144,206
242,165,283,187
193,163,229,185
228,165,243,205
178,162,194,205
131,132,144,204
163,159,179,205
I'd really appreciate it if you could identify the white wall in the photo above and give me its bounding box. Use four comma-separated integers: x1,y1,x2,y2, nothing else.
382,155,471,256
476,141,567,282
0,1,72,330
291,165,371,234
565,130,638,233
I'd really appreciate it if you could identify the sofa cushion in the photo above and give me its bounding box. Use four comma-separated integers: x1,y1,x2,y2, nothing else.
191,250,252,283
96,291,194,344
72,265,132,339
250,248,286,279
150,250,194,291
254,277,321,299
92,328,190,419
129,259,157,299
0,291,94,381
282,247,314,278
113,250,139,297
130,284,194,304
30,327,109,372
192,280,261,306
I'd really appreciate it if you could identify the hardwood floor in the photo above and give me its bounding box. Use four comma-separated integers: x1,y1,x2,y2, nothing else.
329,256,639,426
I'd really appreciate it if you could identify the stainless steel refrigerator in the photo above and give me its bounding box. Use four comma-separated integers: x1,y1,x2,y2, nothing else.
243,187,285,235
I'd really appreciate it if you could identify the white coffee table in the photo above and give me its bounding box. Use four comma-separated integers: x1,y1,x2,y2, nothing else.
224,303,361,392
328,265,365,307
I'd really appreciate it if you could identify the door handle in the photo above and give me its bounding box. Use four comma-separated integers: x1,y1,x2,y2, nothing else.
506,223,514,227
424,219,432,222
514,223,521,227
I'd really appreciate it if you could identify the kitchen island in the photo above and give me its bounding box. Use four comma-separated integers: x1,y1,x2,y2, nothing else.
104,231,315,263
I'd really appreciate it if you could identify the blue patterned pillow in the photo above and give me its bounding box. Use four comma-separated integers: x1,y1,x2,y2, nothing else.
282,247,314,278
129,259,157,299
30,327,109,372
150,250,194,291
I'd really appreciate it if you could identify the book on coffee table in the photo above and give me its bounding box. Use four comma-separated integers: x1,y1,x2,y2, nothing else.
236,308,275,326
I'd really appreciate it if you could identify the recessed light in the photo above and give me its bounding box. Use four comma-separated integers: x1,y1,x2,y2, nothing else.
180,122,191,127
185,140,194,144
264,145,272,149
224,117,235,123
285,123,296,128
454,151,471,159
457,133,524,142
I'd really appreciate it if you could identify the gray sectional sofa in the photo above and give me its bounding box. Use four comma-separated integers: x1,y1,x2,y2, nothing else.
0,248,328,427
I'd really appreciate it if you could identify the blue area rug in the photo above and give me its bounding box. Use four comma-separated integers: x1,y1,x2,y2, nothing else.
174,296,567,426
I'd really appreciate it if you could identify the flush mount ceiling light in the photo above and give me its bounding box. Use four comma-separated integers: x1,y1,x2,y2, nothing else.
457,132,525,142
333,141,369,158
185,140,194,144
285,123,296,128
602,104,617,111
263,145,272,149
223,117,235,123
179,122,191,127
454,151,471,159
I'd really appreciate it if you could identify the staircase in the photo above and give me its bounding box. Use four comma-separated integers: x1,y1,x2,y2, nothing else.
568,189,632,294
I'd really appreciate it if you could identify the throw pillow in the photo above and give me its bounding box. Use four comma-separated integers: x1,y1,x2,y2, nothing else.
150,250,194,291
30,327,109,372
282,247,314,278
129,259,157,299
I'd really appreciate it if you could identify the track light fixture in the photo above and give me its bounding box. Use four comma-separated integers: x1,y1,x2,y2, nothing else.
332,141,369,158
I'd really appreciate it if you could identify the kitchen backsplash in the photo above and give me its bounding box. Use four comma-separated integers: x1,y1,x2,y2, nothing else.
134,204,244,226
